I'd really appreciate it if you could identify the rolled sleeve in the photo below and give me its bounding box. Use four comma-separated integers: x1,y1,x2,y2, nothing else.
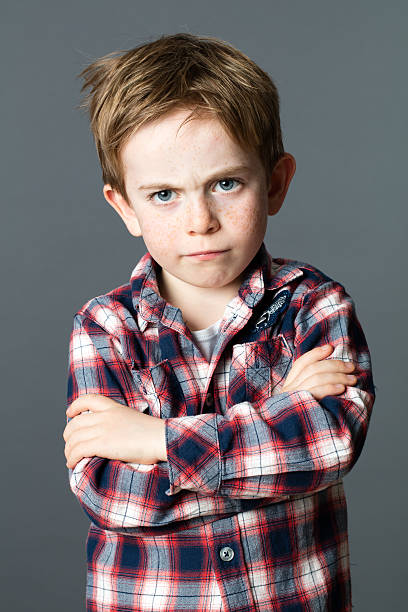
164,414,222,496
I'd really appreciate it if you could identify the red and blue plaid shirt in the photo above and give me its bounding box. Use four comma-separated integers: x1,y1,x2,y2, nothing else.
66,242,375,611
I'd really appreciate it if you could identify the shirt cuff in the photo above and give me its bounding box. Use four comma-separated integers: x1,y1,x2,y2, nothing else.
164,414,222,496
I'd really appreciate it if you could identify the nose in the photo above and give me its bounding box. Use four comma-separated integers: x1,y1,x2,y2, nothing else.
184,195,220,235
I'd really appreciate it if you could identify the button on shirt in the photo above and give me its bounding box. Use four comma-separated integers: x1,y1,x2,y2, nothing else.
219,546,235,562
66,242,375,611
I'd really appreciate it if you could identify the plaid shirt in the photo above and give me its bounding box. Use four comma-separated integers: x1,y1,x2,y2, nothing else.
66,242,375,611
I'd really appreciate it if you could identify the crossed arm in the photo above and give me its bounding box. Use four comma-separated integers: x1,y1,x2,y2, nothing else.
63,281,375,531
63,343,356,468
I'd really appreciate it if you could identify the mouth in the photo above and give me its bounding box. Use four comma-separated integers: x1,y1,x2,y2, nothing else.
186,250,229,260
188,250,227,256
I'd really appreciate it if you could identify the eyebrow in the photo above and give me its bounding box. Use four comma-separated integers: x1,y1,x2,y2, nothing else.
137,165,252,191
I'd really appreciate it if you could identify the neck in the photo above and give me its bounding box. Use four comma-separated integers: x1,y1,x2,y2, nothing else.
157,269,241,331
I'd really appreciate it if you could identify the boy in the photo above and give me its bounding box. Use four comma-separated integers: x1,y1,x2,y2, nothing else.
63,33,375,611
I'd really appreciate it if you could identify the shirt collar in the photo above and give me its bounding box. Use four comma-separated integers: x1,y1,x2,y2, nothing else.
130,242,304,331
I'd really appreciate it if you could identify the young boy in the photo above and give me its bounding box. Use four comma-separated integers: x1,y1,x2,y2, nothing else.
63,33,375,611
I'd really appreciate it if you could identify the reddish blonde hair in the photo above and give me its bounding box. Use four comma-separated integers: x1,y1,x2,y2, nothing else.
78,32,284,203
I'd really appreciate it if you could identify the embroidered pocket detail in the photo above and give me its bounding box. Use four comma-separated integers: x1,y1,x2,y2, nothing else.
228,334,292,407
131,359,188,419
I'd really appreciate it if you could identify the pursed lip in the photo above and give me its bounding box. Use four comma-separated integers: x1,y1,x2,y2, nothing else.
187,249,228,256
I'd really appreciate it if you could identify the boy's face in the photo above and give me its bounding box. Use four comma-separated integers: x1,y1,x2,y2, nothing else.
104,107,295,302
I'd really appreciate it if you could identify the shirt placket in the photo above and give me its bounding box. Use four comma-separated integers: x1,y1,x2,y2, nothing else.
156,296,256,416
203,514,257,612
198,302,255,411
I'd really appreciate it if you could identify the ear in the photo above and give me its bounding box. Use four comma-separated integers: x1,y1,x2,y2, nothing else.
266,153,296,216
103,185,142,237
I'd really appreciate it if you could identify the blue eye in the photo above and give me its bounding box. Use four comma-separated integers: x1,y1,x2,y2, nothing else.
147,177,242,204
216,178,240,192
149,189,175,203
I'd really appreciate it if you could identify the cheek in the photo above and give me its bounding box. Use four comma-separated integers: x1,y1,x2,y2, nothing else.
223,198,267,237
139,214,179,251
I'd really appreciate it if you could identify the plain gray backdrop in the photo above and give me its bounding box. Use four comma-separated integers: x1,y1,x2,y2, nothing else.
2,1,406,610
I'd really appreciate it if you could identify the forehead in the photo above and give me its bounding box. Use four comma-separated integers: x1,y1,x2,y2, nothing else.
121,107,262,181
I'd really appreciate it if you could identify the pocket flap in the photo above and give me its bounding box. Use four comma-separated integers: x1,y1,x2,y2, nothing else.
228,334,292,407
131,359,188,418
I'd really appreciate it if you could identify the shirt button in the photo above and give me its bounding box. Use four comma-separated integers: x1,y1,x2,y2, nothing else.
219,546,235,562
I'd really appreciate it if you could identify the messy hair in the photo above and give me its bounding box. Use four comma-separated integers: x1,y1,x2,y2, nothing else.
78,32,284,203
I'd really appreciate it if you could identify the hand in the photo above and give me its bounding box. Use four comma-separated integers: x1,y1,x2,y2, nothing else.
281,345,357,400
63,394,167,469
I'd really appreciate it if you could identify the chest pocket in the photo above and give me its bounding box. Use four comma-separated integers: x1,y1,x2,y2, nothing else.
227,334,292,409
130,359,189,419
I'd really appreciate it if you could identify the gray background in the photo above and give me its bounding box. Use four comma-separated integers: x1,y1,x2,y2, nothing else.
1,1,406,610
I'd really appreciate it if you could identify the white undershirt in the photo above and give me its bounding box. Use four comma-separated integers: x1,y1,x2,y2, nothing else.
190,318,222,362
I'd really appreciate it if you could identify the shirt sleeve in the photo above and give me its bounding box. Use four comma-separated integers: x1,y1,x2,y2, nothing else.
164,280,376,498
66,312,284,532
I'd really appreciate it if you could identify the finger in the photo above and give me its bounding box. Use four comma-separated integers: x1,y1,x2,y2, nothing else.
65,435,99,468
65,426,97,457
66,396,93,418
67,457,92,470
308,383,346,400
66,393,112,417
63,412,97,442
285,345,333,384
301,372,357,390
294,360,356,387
307,359,355,373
